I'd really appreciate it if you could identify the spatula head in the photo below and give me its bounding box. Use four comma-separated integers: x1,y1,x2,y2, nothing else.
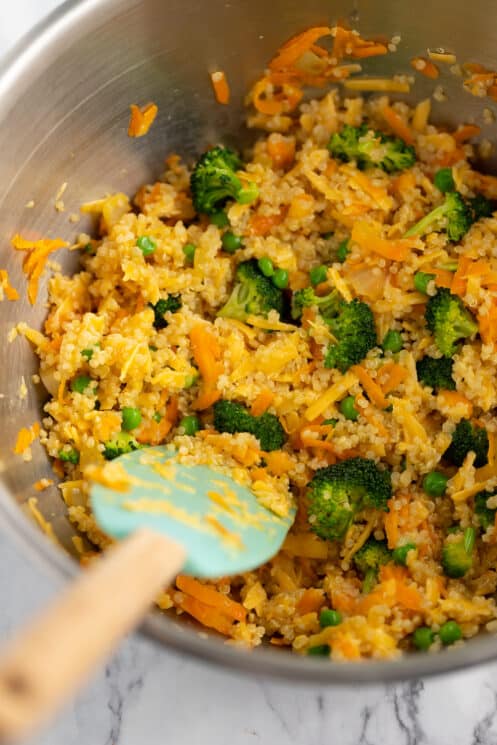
91,447,295,578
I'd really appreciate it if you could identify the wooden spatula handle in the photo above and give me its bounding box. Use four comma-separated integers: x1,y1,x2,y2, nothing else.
0,528,185,743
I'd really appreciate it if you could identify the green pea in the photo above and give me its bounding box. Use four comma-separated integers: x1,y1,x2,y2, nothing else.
307,644,330,657
337,239,350,263
184,373,199,389
58,447,80,465
71,376,93,394
382,330,403,353
81,348,94,361
183,243,196,262
222,231,243,253
153,412,163,423
258,256,274,277
310,265,328,286
392,542,416,566
439,620,462,645
319,609,342,628
180,415,201,436
210,210,229,228
412,626,435,651
414,271,435,294
423,471,448,497
340,396,359,421
121,407,142,431
434,168,455,194
136,235,157,256
272,268,289,289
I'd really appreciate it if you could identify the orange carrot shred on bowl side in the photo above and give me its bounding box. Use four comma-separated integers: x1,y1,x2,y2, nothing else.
381,105,415,145
176,575,247,621
410,57,440,80
127,103,158,138
12,234,69,304
251,76,303,115
453,124,481,143
269,26,331,71
210,71,230,105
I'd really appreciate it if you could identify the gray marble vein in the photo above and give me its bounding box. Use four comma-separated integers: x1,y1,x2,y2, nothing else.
2,3,497,744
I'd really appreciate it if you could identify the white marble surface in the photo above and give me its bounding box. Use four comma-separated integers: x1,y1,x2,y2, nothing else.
2,3,497,744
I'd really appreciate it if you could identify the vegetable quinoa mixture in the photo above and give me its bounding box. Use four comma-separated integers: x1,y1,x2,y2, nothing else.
17,26,497,661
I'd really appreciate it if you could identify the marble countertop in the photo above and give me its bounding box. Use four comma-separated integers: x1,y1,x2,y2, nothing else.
2,3,497,744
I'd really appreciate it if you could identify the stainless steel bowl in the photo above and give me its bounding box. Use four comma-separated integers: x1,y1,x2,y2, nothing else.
1,0,497,683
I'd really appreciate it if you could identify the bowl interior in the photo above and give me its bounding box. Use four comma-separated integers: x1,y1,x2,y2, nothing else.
2,0,497,682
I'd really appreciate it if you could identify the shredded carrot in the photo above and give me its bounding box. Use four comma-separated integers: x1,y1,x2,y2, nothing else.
351,43,388,59
251,389,275,416
421,266,453,289
478,296,497,347
451,256,473,296
379,363,408,395
351,365,387,409
379,565,423,611
269,26,331,71
251,76,303,115
453,124,481,143
248,208,286,236
0,269,19,301
12,234,68,304
189,325,223,410
176,594,234,635
176,575,246,621
382,105,414,145
127,103,158,137
296,588,325,614
384,498,399,549
13,422,40,455
330,588,357,614
410,57,439,79
351,221,416,262
267,139,296,169
33,479,54,492
437,390,473,418
210,71,230,105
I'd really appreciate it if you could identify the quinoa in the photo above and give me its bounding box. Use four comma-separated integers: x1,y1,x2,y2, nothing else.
19,70,497,663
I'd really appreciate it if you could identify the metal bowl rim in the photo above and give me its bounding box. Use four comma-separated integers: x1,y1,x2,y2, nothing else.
2,0,497,684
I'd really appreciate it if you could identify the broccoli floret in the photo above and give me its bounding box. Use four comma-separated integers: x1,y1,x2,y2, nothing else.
353,538,392,593
149,295,182,330
213,400,286,452
306,457,392,542
469,194,494,222
324,299,377,372
190,146,259,215
416,356,456,391
103,431,140,461
475,490,496,529
442,526,475,578
218,260,284,321
328,124,416,173
425,288,477,358
404,192,472,242
291,287,341,321
291,290,378,371
444,419,489,468
58,447,80,465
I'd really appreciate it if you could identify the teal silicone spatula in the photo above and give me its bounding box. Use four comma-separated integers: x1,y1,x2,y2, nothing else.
0,446,294,743
91,446,294,578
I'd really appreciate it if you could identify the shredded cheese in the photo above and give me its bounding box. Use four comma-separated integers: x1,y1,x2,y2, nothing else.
305,371,358,421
